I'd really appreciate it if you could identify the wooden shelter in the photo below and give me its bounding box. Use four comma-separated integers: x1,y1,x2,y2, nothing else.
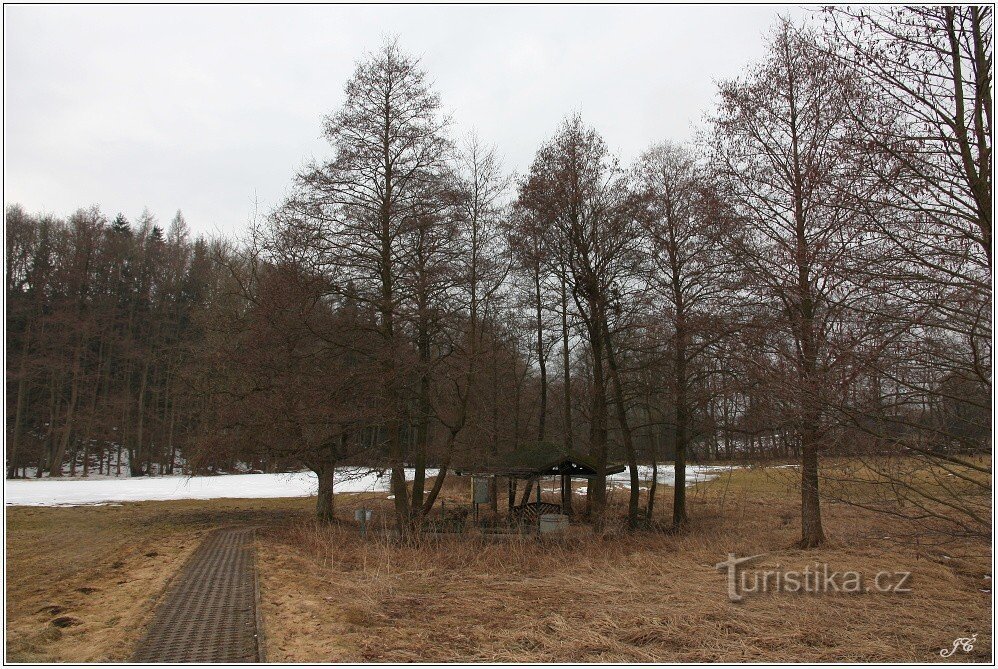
453,442,626,516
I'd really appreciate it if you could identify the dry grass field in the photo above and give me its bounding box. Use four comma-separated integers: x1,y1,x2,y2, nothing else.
4,498,306,662
5,465,992,663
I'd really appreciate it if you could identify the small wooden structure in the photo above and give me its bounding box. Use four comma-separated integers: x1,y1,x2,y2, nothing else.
453,442,626,518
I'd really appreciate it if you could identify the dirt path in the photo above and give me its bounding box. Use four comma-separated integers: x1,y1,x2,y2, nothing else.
132,527,264,662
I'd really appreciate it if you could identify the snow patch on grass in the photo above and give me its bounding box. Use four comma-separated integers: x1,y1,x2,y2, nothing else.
609,463,737,486
4,468,438,507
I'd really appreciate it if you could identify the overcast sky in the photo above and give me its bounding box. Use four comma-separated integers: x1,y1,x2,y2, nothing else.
4,5,803,237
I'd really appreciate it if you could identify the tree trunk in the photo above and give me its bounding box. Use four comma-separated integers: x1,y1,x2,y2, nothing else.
800,429,825,547
411,434,426,517
131,359,150,476
490,339,500,458
534,262,547,442
389,465,411,530
50,341,85,477
722,394,732,459
673,366,690,528
560,270,572,452
410,287,431,524
519,477,536,505
7,369,27,478
315,462,336,521
39,370,61,477
7,321,33,479
166,398,177,475
421,429,458,517
645,399,659,518
788,47,825,547
587,330,608,531
602,321,640,528
647,456,658,519
388,421,412,532
81,440,90,477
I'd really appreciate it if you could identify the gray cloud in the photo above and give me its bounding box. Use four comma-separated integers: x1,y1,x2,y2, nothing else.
4,5,801,237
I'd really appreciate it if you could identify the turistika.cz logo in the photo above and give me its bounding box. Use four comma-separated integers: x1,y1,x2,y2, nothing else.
715,553,913,602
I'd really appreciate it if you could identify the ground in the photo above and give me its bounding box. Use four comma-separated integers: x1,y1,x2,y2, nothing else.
4,499,302,662
5,466,992,663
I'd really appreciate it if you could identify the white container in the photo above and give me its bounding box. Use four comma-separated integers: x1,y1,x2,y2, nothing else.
538,513,569,534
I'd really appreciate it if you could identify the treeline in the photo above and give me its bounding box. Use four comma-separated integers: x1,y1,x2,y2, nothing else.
5,206,224,477
6,8,991,542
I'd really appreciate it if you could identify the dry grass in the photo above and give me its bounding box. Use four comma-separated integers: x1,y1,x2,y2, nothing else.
4,497,309,662
257,468,992,663
4,466,991,663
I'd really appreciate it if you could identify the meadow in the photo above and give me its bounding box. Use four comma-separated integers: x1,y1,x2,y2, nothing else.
5,465,991,663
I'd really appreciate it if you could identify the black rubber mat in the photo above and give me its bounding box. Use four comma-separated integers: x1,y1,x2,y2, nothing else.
133,527,262,663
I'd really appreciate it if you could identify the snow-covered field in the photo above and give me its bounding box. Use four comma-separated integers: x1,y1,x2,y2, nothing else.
556,464,736,494
609,464,735,487
4,464,733,507
4,467,436,507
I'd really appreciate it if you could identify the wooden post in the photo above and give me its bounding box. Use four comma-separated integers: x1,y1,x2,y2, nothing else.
507,477,515,510
535,478,542,503
472,477,478,523
561,474,573,514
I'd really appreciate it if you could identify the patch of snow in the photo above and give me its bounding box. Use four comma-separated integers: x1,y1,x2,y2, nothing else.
4,467,438,507
5,464,738,507
570,464,739,494
608,464,738,487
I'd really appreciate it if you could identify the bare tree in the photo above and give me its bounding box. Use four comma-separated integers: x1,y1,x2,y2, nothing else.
297,40,451,530
709,21,867,547
812,7,993,536
634,142,731,526
520,115,644,529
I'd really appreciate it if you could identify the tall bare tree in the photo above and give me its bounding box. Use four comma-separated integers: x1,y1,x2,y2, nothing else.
297,40,451,530
635,142,731,526
709,21,866,547
520,115,644,529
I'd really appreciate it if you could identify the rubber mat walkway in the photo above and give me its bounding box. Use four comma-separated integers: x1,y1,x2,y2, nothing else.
133,527,263,663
